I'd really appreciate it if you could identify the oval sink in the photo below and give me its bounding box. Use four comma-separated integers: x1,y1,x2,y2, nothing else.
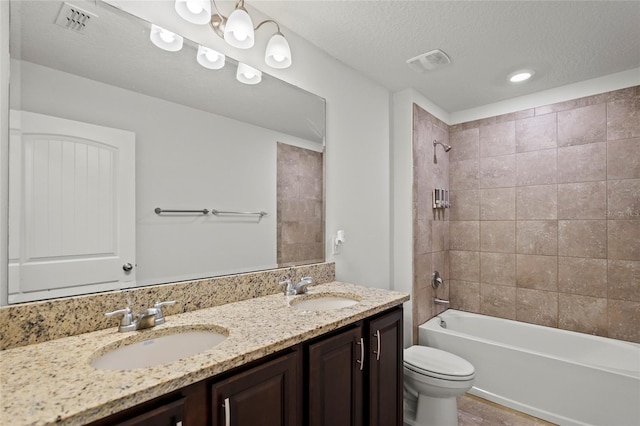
91,326,228,370
290,293,360,311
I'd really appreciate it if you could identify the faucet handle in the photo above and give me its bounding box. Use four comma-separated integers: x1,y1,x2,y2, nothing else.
296,277,314,294
105,307,136,332
280,279,296,296
153,300,176,325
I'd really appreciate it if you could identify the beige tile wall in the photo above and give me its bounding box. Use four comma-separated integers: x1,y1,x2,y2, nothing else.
448,85,640,343
412,105,450,343
277,143,325,266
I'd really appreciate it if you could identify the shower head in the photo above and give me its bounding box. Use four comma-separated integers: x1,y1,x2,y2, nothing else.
433,140,452,152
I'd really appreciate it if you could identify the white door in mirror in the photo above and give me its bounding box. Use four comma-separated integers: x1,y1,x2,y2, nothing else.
8,110,135,303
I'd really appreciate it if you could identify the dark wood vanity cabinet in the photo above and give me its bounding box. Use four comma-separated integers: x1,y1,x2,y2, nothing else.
307,325,365,426
88,307,402,426
366,308,404,426
210,351,300,426
305,307,403,426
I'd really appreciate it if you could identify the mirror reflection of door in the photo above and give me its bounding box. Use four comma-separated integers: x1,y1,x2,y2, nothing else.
8,111,135,303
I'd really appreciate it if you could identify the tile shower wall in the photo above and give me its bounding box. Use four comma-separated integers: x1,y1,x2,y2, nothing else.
448,86,640,343
412,105,450,343
277,143,324,266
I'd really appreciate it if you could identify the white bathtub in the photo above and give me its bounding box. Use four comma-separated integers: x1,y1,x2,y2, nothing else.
418,310,640,426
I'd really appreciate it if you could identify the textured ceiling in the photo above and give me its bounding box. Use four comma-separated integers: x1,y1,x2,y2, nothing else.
253,0,640,113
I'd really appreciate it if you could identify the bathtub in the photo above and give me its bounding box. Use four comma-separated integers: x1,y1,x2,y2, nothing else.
418,310,640,426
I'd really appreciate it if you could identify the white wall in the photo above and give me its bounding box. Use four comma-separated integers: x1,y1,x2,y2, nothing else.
0,0,10,305
14,59,323,287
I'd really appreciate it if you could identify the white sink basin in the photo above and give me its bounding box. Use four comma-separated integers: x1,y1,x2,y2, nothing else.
91,326,228,370
290,293,360,311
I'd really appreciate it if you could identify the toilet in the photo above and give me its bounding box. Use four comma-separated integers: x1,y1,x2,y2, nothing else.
403,345,475,426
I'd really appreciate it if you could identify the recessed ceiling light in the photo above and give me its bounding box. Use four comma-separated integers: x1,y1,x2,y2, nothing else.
508,70,534,83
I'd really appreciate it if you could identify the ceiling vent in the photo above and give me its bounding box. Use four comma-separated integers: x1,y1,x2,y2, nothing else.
55,3,97,34
406,49,451,73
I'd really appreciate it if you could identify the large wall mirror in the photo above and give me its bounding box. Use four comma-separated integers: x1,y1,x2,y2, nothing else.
6,0,326,304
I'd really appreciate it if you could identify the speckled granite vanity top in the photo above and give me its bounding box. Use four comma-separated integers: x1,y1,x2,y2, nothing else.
0,282,408,425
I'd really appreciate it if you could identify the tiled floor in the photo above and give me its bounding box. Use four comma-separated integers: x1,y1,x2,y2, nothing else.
458,394,556,426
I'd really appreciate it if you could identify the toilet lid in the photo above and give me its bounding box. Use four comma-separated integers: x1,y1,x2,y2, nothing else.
404,346,475,379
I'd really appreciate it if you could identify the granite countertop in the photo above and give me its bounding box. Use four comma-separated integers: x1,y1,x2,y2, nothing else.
0,282,409,426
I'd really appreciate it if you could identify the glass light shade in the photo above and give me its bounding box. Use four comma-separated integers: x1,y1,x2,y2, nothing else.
236,63,262,85
265,33,292,69
197,45,225,70
150,24,183,52
175,0,212,25
224,7,255,49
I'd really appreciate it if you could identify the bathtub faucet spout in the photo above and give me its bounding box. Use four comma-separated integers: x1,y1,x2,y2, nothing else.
434,297,450,307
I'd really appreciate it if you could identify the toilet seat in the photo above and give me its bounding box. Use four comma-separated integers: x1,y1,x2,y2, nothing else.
404,346,475,381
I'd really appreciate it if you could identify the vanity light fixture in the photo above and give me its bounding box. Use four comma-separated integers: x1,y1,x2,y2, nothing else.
236,62,262,84
175,0,292,69
149,24,184,52
508,69,534,83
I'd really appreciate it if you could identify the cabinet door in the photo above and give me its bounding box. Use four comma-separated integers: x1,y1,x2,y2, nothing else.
308,325,364,426
211,351,299,426
368,308,403,426
114,398,185,426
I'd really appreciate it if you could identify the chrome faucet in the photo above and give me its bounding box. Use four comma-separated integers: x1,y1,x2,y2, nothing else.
279,277,314,295
293,277,313,294
136,307,159,330
280,279,297,296
105,300,176,332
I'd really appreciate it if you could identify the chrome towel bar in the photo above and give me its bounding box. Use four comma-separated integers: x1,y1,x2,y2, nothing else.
211,209,267,217
155,208,209,214
154,208,267,217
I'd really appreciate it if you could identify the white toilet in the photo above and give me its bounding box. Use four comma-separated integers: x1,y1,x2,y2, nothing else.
403,345,475,426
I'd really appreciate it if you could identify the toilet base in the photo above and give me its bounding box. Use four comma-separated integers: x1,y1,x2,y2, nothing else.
404,394,459,426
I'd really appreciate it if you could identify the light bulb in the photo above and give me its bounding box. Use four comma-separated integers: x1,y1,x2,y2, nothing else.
236,63,261,84
233,29,248,42
197,45,225,70
205,50,220,62
150,24,183,52
265,32,291,69
185,0,203,14
159,29,175,43
224,8,254,49
175,0,212,25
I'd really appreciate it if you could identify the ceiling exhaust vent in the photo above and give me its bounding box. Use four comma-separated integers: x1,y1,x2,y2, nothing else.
406,49,451,73
55,2,97,34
